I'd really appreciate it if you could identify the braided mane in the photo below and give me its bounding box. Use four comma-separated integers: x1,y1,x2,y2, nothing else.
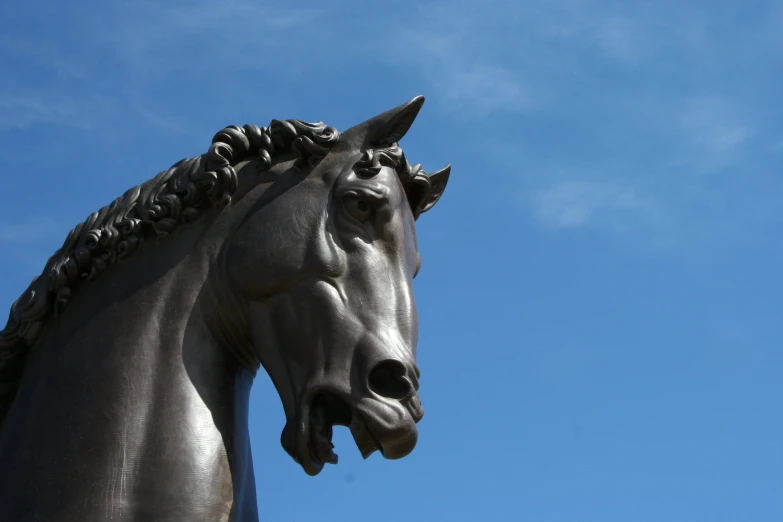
0,118,441,427
0,119,339,425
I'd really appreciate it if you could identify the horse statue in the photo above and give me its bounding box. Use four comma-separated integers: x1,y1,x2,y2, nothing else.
0,96,450,521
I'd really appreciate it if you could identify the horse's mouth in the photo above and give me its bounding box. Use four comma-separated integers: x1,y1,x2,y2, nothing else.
308,393,356,465
294,392,380,474
292,390,417,476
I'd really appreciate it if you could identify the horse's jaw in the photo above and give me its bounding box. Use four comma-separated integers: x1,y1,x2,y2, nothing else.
246,281,424,477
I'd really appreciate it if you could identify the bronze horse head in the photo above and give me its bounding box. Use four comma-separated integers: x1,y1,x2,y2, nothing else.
0,96,449,520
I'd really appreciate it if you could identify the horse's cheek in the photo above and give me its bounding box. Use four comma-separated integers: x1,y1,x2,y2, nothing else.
223,220,303,300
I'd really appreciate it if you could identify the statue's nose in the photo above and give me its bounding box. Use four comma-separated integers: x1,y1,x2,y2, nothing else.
367,359,424,422
368,359,417,399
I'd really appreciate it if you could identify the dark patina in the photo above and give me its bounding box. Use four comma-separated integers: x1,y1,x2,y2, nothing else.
0,96,450,521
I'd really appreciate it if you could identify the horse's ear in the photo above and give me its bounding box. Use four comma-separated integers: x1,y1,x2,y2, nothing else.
420,164,451,215
340,95,426,150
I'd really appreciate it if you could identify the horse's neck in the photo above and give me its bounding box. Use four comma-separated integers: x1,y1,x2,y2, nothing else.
0,225,259,521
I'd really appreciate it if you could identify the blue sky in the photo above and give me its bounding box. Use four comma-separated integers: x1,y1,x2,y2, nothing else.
1,0,782,520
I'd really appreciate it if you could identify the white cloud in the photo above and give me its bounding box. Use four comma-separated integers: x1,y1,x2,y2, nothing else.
398,39,541,117
519,90,762,250
98,0,326,76
0,35,88,80
2,0,780,256
134,105,187,135
387,0,715,118
0,1,327,133
531,180,663,233
0,0,717,128
0,94,85,131
674,96,753,173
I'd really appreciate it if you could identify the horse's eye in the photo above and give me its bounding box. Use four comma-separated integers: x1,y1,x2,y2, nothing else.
344,194,372,223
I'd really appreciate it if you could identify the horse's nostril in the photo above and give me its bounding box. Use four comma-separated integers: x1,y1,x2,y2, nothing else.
368,360,413,400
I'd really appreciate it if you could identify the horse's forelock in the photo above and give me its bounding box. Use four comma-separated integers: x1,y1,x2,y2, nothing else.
352,143,434,218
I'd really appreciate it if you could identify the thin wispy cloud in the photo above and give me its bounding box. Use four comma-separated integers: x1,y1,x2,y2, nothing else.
0,0,328,133
1,0,780,255
0,94,87,131
0,0,701,125
0,35,87,80
433,2,779,252
387,0,714,118
134,104,188,135
674,96,753,173
521,91,764,251
532,181,659,231
98,0,326,76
